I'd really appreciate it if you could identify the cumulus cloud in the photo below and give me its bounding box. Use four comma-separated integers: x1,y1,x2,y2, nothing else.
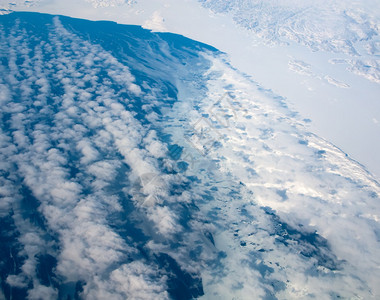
0,14,197,298
0,83,10,105
2,11,380,300
27,284,58,300
143,11,167,32
83,262,169,299
85,0,134,9
144,130,168,159
179,53,380,298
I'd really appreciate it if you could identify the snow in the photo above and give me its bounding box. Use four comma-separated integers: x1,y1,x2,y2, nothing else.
1,2,380,299
4,0,380,179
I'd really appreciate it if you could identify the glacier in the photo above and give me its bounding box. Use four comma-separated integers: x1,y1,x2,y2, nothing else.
1,11,380,299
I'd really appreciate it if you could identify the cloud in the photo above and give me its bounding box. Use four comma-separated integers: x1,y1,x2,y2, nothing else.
27,284,58,300
148,206,179,235
179,53,380,298
143,11,167,32
144,130,168,159
0,83,10,105
83,262,169,299
76,139,99,164
84,0,134,9
1,11,380,300
0,14,193,298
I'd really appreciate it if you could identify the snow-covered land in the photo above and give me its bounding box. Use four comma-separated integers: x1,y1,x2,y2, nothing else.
0,11,380,299
2,0,380,179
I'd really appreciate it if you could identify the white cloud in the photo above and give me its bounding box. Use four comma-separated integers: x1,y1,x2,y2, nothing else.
0,83,10,105
76,139,99,164
85,0,133,9
0,15,188,298
143,11,167,32
144,130,168,158
177,53,380,298
83,262,169,299
2,10,380,300
148,205,179,235
27,284,58,300
6,275,28,288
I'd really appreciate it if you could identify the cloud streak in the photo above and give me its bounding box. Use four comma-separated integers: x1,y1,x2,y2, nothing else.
1,11,380,300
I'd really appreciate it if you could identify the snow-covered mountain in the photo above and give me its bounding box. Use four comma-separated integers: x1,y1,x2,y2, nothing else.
1,12,380,299
199,0,380,83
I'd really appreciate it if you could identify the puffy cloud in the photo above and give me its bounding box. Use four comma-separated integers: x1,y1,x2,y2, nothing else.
27,285,58,300
83,262,169,299
6,275,28,289
0,83,10,105
180,53,380,298
148,206,179,235
2,10,379,300
0,14,189,298
76,139,99,164
143,11,167,32
144,130,168,159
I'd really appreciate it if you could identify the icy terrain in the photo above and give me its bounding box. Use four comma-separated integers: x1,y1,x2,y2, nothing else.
2,0,380,180
0,12,380,299
196,0,380,179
